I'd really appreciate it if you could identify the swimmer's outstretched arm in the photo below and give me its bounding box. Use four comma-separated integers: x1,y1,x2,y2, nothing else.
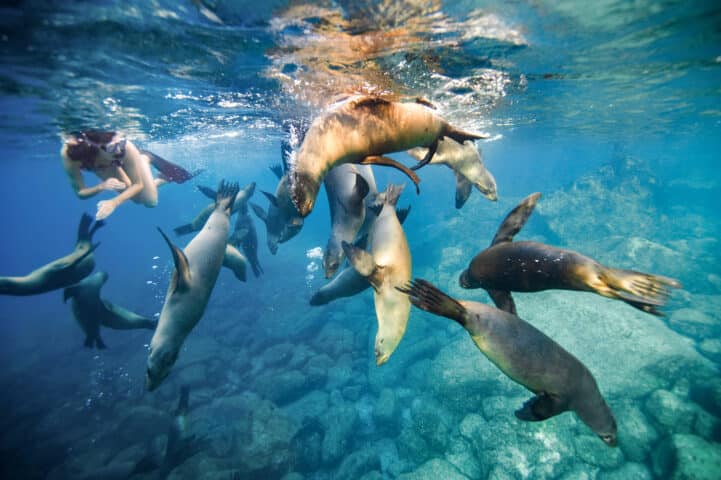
62,155,126,199
95,163,145,220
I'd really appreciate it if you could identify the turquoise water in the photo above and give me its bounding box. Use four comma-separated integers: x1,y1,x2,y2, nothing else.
1,1,720,478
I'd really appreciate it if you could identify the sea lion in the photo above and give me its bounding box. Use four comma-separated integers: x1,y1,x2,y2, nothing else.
341,184,411,365
251,165,304,255
398,279,618,446
459,192,682,316
289,95,487,217
229,207,263,278
322,164,371,278
310,205,411,306
146,181,239,391
174,182,256,236
63,271,157,349
223,244,248,282
0,214,103,296
408,137,497,208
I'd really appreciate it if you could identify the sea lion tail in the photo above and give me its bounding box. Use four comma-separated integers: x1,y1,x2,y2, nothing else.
214,180,240,214
595,267,682,316
396,279,467,325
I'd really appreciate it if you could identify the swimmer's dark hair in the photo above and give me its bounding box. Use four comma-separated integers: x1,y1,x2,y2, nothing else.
65,131,117,166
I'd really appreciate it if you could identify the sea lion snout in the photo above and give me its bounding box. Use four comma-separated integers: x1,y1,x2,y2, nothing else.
289,171,319,217
459,270,475,288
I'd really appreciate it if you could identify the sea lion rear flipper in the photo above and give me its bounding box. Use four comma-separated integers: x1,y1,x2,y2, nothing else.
66,242,100,269
360,156,420,194
455,173,473,209
515,392,566,422
96,335,107,350
396,279,467,325
83,336,93,348
143,149,199,184
197,185,217,200
490,192,542,246
215,180,240,213
76,213,93,242
595,267,681,317
411,140,437,171
341,241,380,290
487,289,517,315
157,228,191,293
173,224,195,237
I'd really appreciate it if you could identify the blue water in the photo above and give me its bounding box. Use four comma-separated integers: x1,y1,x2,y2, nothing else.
1,1,720,478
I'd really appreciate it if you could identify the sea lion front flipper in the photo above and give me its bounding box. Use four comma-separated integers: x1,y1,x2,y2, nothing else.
352,172,370,202
360,156,420,194
269,164,284,180
261,191,279,208
515,392,566,422
396,204,412,225
65,242,101,269
250,203,268,224
197,185,217,200
396,279,467,325
174,224,195,237
63,285,79,303
157,228,191,293
411,140,437,171
455,173,473,209
341,241,380,290
487,289,517,315
490,192,542,246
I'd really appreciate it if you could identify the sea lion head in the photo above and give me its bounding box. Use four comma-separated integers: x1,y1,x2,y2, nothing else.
266,233,279,255
591,410,618,447
323,242,343,279
374,333,401,366
146,344,179,391
289,171,320,218
475,176,498,202
459,269,480,289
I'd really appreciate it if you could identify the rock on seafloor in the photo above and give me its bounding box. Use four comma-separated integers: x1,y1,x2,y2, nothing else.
652,433,721,479
397,458,469,480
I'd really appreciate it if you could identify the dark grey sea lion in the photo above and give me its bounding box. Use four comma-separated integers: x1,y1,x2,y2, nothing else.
322,164,371,278
0,214,103,296
289,95,486,217
229,207,263,278
63,271,156,349
146,181,239,391
251,130,306,254
173,182,256,236
398,279,618,446
459,192,682,315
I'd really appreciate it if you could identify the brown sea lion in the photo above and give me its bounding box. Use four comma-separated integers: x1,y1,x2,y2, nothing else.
289,95,487,217
342,184,411,365
398,279,617,446
459,192,682,315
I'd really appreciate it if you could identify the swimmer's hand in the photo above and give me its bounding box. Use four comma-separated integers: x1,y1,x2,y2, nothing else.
96,200,118,220
101,178,126,191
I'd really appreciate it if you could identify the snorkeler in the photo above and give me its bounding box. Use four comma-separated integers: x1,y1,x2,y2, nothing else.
62,130,199,220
